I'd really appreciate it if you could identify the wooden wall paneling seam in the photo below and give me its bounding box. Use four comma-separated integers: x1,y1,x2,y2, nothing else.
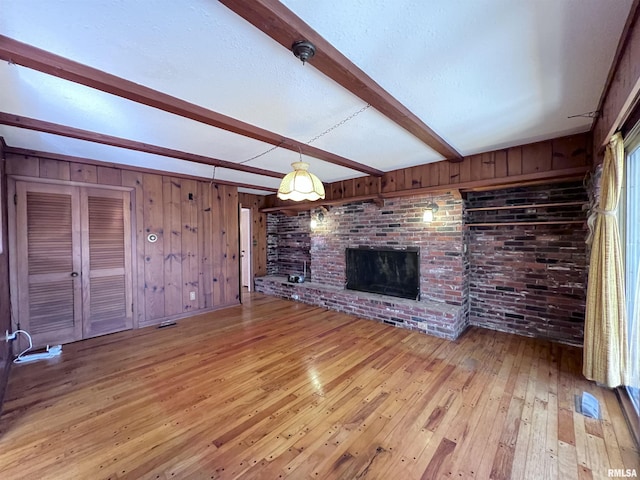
507,146,523,176
354,176,366,197
255,202,267,277
80,186,91,339
228,187,240,304
181,179,199,313
438,160,451,185
121,170,144,328
96,166,122,186
494,150,508,178
395,170,406,191
221,185,229,305
197,181,205,309
382,171,396,193
470,155,483,181
459,157,471,183
522,142,553,175
70,162,98,183
481,152,495,180
142,173,165,321
201,182,213,309
122,190,134,330
162,177,183,317
39,158,70,180
211,185,227,305
330,181,342,200
6,178,20,350
211,186,229,302
449,161,461,185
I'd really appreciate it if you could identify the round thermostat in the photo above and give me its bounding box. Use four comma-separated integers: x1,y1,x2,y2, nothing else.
147,233,158,243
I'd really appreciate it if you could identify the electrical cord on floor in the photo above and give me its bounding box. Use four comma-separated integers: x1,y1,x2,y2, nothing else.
12,329,34,363
11,330,62,364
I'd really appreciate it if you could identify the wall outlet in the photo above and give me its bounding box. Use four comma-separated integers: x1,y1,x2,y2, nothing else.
5,330,17,342
189,291,196,301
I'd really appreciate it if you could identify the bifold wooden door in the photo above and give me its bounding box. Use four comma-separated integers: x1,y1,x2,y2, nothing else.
16,182,83,347
81,188,133,339
15,181,133,347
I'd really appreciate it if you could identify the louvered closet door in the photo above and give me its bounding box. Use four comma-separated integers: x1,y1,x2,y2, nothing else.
81,188,133,338
16,182,83,346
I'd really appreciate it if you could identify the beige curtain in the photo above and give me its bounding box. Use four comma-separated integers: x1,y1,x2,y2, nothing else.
583,133,629,388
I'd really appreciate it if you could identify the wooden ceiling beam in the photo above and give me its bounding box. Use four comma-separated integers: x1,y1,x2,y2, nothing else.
220,0,462,161
3,145,278,192
0,34,383,177
0,112,285,179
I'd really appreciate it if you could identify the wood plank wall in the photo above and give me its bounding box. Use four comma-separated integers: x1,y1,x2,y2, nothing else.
0,143,12,414
4,153,240,329
266,133,592,207
238,193,268,277
593,1,640,153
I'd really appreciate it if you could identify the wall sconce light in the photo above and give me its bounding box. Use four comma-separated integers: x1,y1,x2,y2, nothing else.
423,202,439,222
310,210,325,229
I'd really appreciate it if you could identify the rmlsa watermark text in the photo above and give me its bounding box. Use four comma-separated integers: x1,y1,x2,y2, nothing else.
608,469,638,478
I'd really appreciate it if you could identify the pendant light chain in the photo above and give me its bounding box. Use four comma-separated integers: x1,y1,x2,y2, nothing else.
305,103,371,145
239,103,371,164
238,140,286,164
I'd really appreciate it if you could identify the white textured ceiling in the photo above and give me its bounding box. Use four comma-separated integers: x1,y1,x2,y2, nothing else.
0,0,633,194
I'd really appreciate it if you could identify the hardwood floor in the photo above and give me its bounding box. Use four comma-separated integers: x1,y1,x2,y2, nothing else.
0,293,638,479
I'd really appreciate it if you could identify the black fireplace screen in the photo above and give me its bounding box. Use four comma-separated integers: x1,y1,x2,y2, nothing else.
345,246,420,300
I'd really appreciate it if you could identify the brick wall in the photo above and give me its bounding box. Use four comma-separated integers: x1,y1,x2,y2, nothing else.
266,211,311,278
466,181,588,346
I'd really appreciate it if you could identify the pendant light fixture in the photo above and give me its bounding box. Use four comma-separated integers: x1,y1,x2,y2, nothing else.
277,151,325,201
276,39,324,202
273,41,370,202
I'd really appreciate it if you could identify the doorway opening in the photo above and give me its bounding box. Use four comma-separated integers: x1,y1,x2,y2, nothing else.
240,207,252,295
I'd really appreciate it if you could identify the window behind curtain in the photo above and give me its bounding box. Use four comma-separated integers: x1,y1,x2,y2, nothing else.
624,132,640,415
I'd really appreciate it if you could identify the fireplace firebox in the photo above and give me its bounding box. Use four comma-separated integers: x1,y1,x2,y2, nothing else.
345,246,420,300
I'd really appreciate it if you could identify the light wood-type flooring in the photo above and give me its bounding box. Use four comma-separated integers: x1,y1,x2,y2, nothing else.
0,293,638,479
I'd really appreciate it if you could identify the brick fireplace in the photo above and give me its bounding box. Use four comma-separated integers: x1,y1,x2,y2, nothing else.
255,192,470,340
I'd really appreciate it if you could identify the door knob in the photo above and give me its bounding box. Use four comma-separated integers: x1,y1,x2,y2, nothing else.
70,272,79,277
